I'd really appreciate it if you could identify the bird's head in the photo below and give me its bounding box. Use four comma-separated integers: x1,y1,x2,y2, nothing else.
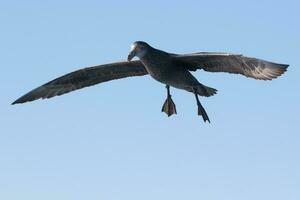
127,41,150,61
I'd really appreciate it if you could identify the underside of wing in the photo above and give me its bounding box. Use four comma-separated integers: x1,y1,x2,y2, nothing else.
12,60,148,104
173,52,288,80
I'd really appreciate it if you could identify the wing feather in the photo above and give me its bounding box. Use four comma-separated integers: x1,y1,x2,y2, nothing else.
173,53,288,80
12,60,147,104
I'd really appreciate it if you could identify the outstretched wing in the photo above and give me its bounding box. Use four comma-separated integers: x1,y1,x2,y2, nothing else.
173,52,288,80
12,60,148,104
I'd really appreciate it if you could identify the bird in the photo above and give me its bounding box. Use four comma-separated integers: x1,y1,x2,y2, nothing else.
12,41,288,123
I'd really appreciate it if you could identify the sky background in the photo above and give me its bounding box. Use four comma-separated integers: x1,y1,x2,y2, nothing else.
1,0,299,200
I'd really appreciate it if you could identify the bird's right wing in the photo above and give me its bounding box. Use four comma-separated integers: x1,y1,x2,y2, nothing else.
12,60,148,104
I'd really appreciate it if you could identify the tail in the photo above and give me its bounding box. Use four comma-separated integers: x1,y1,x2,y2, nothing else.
189,84,217,97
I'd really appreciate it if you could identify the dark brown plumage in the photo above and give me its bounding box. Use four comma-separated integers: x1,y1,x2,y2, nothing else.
173,52,288,80
12,60,147,104
13,41,288,122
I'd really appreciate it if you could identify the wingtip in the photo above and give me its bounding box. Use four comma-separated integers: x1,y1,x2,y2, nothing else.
11,95,31,105
11,99,21,105
262,63,289,81
280,64,289,74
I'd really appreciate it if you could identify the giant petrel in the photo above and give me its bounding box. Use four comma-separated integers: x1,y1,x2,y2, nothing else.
12,41,288,122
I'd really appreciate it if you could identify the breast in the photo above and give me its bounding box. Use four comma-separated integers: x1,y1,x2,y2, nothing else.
140,59,166,81
140,50,193,86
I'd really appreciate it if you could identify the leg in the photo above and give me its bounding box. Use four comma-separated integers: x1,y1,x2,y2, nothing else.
161,85,177,117
193,89,210,123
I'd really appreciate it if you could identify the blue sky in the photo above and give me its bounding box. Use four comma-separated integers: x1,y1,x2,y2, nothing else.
1,0,299,199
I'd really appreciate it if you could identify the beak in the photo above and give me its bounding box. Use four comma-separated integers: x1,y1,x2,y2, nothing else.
127,50,135,61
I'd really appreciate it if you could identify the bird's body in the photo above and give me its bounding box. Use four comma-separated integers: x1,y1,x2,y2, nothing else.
142,49,189,85
138,45,217,97
13,41,288,123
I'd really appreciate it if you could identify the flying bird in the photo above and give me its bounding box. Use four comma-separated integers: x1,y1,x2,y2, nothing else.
12,41,288,122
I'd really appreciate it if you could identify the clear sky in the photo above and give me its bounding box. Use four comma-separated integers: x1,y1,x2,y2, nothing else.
1,0,299,200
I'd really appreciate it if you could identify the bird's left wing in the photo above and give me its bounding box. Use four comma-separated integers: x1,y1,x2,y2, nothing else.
12,60,148,104
172,52,288,80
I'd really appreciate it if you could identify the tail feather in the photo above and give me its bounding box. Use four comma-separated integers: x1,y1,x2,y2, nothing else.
188,84,217,97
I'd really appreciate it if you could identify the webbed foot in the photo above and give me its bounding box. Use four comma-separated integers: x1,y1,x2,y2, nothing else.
161,95,177,117
194,90,210,123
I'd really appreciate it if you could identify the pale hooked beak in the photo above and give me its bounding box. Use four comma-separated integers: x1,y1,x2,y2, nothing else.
127,50,135,61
